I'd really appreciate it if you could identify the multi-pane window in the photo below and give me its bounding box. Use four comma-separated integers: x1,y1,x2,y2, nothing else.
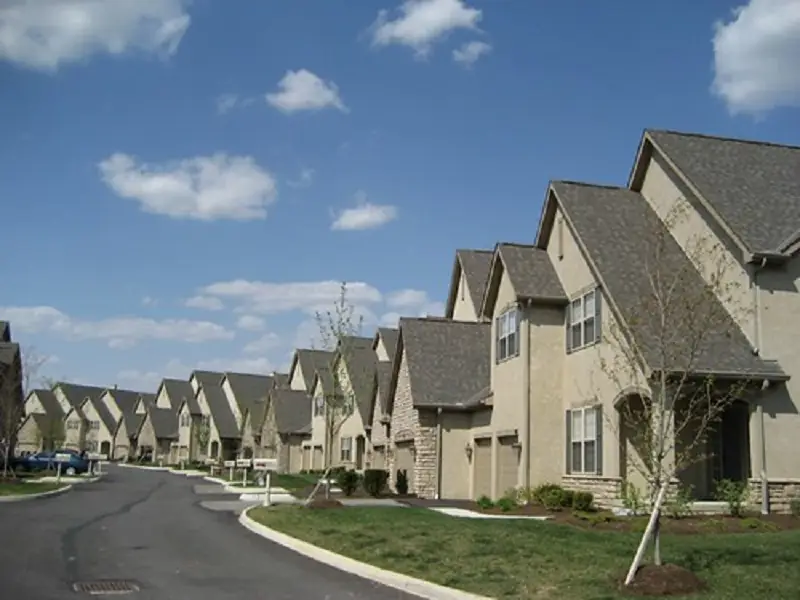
495,308,519,362
89,420,100,430
67,420,80,430
568,289,600,351
314,395,324,416
340,436,353,462
568,406,600,475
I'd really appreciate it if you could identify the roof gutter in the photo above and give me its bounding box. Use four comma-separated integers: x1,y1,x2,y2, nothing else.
752,257,770,515
521,298,532,491
435,407,443,500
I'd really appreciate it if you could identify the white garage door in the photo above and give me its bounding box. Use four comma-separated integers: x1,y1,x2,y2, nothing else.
497,437,520,497
473,438,492,499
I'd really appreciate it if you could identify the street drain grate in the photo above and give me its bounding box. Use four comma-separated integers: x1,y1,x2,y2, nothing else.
72,580,140,595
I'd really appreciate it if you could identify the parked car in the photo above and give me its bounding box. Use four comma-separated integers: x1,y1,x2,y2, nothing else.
14,449,90,475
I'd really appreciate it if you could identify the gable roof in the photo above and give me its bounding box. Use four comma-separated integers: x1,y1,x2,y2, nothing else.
389,317,491,410
480,242,567,317
273,372,289,388
191,370,224,388
105,388,143,417
630,130,800,258
28,389,63,419
30,412,61,434
375,328,399,364
293,349,334,390
0,342,19,365
538,180,786,380
202,384,240,439
146,407,178,440
124,414,145,438
80,395,117,433
161,378,199,413
374,361,393,414
223,372,274,414
445,249,494,318
55,382,106,408
270,388,312,435
337,336,378,425
135,392,156,412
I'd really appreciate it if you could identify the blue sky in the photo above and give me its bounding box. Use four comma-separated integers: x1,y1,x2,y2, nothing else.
1,0,798,391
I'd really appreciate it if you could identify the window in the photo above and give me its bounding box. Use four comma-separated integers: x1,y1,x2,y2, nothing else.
567,289,600,352
314,395,324,416
340,436,353,462
495,308,519,362
567,406,601,475
89,420,100,430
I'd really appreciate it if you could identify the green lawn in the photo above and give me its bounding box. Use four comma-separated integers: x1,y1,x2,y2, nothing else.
248,506,800,600
0,481,67,497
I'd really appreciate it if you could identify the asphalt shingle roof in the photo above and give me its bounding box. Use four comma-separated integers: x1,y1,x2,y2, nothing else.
148,407,178,440
548,181,786,379
375,362,393,413
483,243,567,312
163,379,199,414
296,350,334,391
377,328,399,363
449,249,493,318
396,317,491,409
0,342,19,365
202,384,240,439
224,372,274,414
273,373,289,388
106,388,143,417
0,321,10,342
31,389,63,419
339,336,378,425
192,370,224,388
56,383,107,408
84,396,117,433
640,131,800,256
270,388,312,435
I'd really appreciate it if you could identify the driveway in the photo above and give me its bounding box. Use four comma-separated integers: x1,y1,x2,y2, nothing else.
0,465,423,599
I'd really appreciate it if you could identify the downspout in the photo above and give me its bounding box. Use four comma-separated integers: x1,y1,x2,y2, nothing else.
752,257,769,515
435,407,443,500
522,299,532,491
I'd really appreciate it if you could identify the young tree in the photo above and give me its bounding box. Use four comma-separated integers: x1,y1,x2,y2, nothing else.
598,200,757,571
194,416,211,460
0,346,50,477
315,282,365,472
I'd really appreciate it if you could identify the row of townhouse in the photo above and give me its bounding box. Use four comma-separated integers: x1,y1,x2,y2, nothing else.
13,128,800,512
0,321,23,455
266,128,800,514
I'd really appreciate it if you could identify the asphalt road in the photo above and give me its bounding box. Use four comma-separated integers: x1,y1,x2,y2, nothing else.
0,465,422,600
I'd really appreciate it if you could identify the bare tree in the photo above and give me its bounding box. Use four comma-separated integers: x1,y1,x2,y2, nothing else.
1,346,50,477
194,416,211,460
315,283,365,470
598,200,757,569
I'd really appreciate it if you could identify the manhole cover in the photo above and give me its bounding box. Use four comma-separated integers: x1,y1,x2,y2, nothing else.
72,580,140,595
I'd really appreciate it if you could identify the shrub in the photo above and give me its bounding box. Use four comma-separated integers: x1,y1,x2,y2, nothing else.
496,496,517,512
715,478,748,517
666,484,694,519
336,469,360,496
572,491,594,512
542,488,567,511
515,486,536,505
621,482,646,514
530,483,564,505
362,469,389,497
560,489,575,508
476,495,494,509
395,469,409,495
790,498,800,517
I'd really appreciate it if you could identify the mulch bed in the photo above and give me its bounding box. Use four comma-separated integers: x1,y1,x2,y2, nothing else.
471,503,800,533
619,564,707,596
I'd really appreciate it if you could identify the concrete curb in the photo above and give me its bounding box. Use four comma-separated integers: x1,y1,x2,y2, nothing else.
239,507,494,600
117,464,171,471
0,484,73,503
203,476,229,485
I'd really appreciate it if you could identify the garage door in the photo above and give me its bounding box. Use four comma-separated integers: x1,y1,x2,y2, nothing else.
473,438,492,499
302,447,311,471
372,446,385,470
497,437,520,496
395,442,415,494
313,446,323,470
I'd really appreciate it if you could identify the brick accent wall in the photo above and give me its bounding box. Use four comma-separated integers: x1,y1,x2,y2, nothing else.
748,478,800,514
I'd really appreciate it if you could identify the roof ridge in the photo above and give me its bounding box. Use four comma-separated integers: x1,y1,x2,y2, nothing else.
498,242,539,249
648,129,800,151
552,179,628,191
456,248,493,255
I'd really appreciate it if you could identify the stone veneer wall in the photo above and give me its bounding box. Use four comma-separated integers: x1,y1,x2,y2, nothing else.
415,410,438,498
276,434,290,473
748,479,800,514
561,476,623,508
389,352,417,492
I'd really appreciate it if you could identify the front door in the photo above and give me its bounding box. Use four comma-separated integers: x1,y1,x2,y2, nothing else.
356,436,365,470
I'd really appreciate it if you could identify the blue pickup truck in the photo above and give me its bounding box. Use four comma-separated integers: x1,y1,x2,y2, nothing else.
14,449,91,476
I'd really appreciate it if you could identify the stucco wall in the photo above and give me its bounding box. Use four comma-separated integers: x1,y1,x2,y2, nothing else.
289,362,305,391
452,271,478,322
440,412,471,499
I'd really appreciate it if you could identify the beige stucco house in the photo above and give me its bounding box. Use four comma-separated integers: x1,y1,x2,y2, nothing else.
135,406,176,463
262,387,312,472
287,349,332,470
78,395,117,457
194,382,240,461
113,392,154,460
17,389,64,453
367,327,398,470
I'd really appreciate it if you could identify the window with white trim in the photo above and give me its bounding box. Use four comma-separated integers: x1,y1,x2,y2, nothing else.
569,407,599,474
568,289,599,351
495,308,519,362
340,436,353,462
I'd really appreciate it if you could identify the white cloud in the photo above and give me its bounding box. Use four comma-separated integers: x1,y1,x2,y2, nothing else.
287,168,315,189
185,295,224,311
453,40,491,66
243,332,281,354
331,190,398,231
199,279,382,315
712,0,800,115
98,152,278,221
266,69,347,114
141,296,157,306
215,93,254,115
384,288,444,320
236,315,266,331
1,305,233,348
0,0,191,72
370,0,482,58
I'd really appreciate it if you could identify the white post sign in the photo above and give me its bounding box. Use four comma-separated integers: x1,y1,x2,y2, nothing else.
224,460,236,480
251,458,278,507
54,453,72,483
236,458,251,485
